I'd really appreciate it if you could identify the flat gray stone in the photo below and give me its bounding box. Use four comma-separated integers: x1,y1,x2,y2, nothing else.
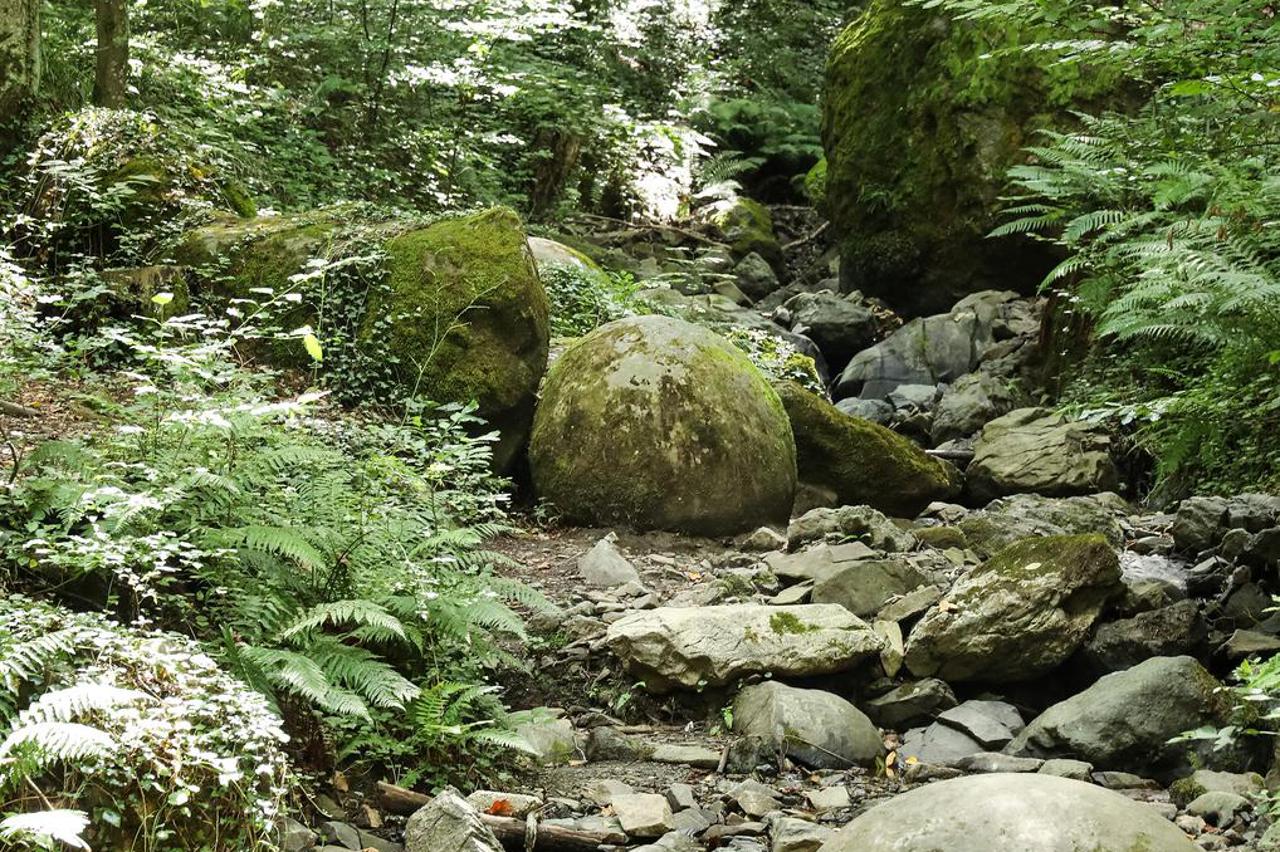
950,752,1043,773
820,773,1198,852
733,681,882,769
900,722,983,766
611,793,674,838
935,700,1020,750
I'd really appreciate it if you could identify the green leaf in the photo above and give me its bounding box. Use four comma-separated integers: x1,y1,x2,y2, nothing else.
303,333,323,363
1168,79,1212,97
150,292,174,306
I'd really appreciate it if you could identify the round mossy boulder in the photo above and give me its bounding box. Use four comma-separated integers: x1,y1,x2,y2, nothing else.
173,207,549,471
821,0,1128,315
529,315,797,535
775,381,960,518
711,198,783,269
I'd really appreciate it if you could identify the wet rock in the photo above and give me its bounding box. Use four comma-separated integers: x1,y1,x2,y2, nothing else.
733,681,883,769
578,535,640,587
966,408,1119,502
1009,656,1246,778
404,789,503,852
904,535,1121,683
820,773,1198,852
611,793,675,838
863,678,957,729
606,604,882,692
1225,493,1280,533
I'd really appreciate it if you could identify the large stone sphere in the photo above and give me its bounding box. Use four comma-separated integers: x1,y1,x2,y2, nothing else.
819,772,1198,852
529,315,797,535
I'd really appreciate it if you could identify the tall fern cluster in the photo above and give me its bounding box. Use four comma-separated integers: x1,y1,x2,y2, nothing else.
0,305,551,842
925,0,1280,496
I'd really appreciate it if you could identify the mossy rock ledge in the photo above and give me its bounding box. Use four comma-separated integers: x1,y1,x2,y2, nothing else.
821,0,1127,314
775,381,960,518
174,207,550,471
529,315,797,536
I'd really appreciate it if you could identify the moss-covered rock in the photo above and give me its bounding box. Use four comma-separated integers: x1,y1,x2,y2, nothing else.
804,157,828,210
174,208,549,470
366,209,550,470
821,0,1127,315
904,534,1122,683
775,381,960,518
711,198,783,269
529,315,797,535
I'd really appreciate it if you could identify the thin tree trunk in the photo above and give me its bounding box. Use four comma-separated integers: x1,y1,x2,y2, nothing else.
365,0,400,132
93,0,130,109
0,0,41,121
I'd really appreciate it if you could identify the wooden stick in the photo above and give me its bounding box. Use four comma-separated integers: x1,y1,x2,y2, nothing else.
0,400,38,418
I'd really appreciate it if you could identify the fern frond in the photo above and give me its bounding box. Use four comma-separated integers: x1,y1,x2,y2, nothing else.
0,810,91,850
279,599,408,644
20,684,147,723
0,722,115,761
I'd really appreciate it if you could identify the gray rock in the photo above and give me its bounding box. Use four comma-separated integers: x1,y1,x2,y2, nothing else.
1190,769,1264,797
904,535,1121,683
899,722,984,765
582,779,634,805
671,807,713,835
787,505,916,552
355,832,401,852
319,821,361,850
1185,791,1249,826
633,833,702,852
834,294,1016,400
1008,656,1243,778
966,408,1119,502
935,700,1022,750
957,492,1130,559
1037,758,1094,781
886,383,942,412
834,397,893,425
280,818,318,852
819,773,1198,852
770,816,835,852
811,558,926,618
1173,496,1228,552
931,371,1020,444
651,743,721,768
665,783,696,812
611,793,674,838
579,536,640,587
740,526,787,552
733,681,882,769
1247,527,1280,566
606,605,882,692
734,252,781,302
464,791,542,818
876,584,943,624
805,786,851,811
1090,771,1157,790
950,752,1043,773
514,713,576,764
1080,599,1205,674
1225,493,1280,533
863,678,957,729
784,291,879,370
764,542,876,584
404,789,503,852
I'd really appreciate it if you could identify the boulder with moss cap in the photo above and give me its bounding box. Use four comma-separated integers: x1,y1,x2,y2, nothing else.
903,534,1122,682
529,315,797,536
174,207,549,471
775,381,960,518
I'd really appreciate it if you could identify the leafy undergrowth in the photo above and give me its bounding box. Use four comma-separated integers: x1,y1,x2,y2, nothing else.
0,265,551,848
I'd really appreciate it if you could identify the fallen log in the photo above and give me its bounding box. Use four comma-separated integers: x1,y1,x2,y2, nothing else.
0,400,38,418
376,781,620,851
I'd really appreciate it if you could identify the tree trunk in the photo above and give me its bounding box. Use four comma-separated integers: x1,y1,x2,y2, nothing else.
93,0,129,108
0,0,41,120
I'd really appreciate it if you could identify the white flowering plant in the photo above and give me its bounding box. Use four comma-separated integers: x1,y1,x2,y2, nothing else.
0,595,291,851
